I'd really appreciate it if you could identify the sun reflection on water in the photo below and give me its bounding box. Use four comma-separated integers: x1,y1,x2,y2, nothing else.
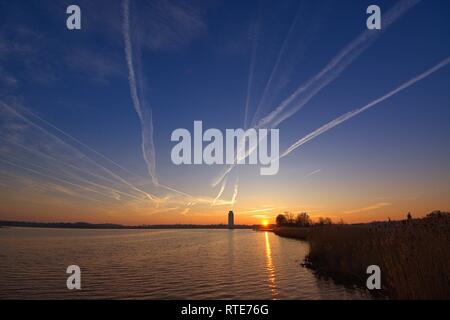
264,231,278,299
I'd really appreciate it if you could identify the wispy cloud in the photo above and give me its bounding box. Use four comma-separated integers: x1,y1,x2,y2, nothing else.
344,202,391,214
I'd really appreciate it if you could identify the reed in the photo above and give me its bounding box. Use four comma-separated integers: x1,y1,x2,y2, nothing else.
306,213,450,299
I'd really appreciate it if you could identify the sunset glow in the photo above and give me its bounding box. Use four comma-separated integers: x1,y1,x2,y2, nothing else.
0,0,449,227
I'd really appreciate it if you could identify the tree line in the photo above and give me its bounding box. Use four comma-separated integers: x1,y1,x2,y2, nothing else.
275,212,336,227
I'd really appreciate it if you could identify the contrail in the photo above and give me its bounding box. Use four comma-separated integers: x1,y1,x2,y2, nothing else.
212,175,228,205
35,104,197,202
251,0,304,126
256,0,421,129
211,164,233,188
0,168,112,205
280,57,450,159
305,169,322,177
29,107,193,201
0,157,120,202
243,20,259,129
0,138,147,202
230,176,239,208
3,154,129,201
0,101,158,200
122,0,159,186
211,0,422,187
159,183,195,199
27,109,141,179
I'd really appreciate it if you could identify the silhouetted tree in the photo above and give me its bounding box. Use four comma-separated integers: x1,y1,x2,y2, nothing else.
407,212,412,220
276,214,288,226
317,217,333,226
284,212,295,224
295,212,311,227
426,210,450,219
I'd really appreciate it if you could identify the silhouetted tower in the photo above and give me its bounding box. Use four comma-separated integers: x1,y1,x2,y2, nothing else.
228,210,234,229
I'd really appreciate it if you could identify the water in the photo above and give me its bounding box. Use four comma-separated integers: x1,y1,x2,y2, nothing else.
0,227,371,299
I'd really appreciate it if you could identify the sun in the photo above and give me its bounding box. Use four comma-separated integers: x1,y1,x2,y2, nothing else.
262,219,269,227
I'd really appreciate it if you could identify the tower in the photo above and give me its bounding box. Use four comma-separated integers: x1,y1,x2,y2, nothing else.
228,210,234,229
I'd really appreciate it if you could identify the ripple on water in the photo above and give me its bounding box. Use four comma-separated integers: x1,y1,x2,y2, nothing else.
0,228,372,299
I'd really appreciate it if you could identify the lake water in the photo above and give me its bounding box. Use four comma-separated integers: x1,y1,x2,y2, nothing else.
0,227,371,299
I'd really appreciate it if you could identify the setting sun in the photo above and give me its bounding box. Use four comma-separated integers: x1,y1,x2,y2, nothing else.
262,220,269,227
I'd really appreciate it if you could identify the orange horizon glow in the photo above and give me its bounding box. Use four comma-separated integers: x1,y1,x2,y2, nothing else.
0,203,449,226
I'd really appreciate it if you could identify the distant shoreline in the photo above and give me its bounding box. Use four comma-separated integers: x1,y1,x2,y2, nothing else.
0,220,254,230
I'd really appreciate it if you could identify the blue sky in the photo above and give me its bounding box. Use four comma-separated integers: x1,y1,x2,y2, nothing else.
0,0,449,224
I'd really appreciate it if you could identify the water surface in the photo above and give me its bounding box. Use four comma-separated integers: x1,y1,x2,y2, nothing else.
0,227,371,299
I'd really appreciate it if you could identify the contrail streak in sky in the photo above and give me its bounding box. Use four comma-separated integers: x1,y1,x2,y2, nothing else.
212,175,228,205
231,176,239,208
243,20,259,129
27,110,142,180
305,169,322,178
0,138,146,202
256,0,422,129
0,101,157,201
122,0,159,186
211,0,422,187
280,57,450,159
0,157,119,202
251,0,304,126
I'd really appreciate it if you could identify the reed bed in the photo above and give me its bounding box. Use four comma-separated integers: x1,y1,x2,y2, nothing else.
306,214,450,299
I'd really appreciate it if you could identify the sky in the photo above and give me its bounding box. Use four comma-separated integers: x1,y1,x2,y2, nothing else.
0,0,449,225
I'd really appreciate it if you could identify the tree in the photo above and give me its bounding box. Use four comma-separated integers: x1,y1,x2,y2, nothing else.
276,214,288,226
284,212,295,224
426,210,450,219
406,212,412,220
317,217,333,226
295,212,311,227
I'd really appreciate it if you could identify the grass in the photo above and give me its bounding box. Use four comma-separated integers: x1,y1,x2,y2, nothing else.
305,213,450,299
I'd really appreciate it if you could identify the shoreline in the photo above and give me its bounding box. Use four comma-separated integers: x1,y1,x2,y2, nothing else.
272,214,450,300
0,220,254,230
273,226,309,240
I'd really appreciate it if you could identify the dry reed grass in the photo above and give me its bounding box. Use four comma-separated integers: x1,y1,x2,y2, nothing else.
306,213,450,299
